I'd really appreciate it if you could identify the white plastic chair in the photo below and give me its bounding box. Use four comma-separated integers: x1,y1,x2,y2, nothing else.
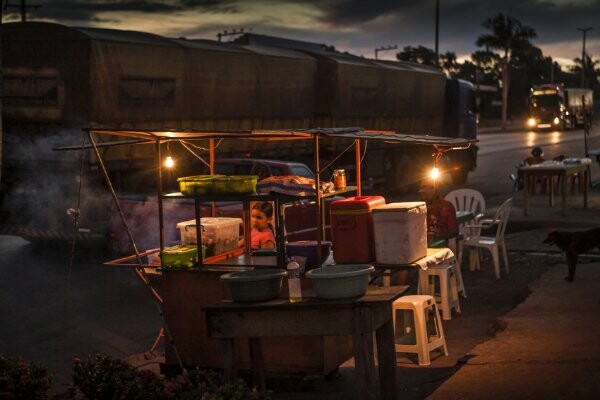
462,198,513,280
444,188,486,287
444,188,486,226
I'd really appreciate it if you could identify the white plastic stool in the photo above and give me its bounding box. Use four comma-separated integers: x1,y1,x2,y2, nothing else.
392,295,448,366
417,261,461,320
447,238,467,298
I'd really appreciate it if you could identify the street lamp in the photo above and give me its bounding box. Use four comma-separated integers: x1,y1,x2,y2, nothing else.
576,27,592,88
374,45,398,60
435,0,439,65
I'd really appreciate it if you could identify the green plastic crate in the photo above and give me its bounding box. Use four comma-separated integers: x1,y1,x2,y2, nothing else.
160,244,206,268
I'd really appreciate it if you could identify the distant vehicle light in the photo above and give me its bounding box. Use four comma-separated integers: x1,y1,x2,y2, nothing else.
553,117,560,125
527,118,536,127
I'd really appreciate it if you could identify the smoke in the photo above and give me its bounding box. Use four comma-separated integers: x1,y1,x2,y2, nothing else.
1,126,112,242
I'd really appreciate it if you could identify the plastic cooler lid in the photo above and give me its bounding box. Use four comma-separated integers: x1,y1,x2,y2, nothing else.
372,201,426,212
330,195,386,212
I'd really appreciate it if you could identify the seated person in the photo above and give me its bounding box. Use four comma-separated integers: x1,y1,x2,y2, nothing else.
524,146,545,166
522,146,548,194
250,201,276,250
418,181,459,246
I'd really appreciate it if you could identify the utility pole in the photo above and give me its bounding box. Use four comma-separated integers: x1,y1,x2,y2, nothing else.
435,0,439,65
374,45,397,60
4,0,41,22
576,27,592,88
0,4,3,183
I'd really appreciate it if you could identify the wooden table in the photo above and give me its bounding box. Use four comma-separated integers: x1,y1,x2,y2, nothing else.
519,159,591,216
204,285,408,400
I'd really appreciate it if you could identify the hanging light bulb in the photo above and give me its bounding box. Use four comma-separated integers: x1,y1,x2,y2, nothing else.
429,166,440,180
164,141,175,168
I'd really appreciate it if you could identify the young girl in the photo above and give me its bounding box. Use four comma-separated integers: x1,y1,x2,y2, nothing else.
250,201,276,250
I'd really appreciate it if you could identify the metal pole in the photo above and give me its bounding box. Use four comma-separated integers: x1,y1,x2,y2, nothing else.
435,0,439,65
0,5,3,183
577,27,592,88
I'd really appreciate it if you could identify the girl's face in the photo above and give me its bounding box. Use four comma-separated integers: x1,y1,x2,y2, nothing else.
251,209,271,230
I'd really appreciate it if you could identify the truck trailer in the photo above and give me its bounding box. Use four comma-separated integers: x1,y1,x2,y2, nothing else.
1,22,477,248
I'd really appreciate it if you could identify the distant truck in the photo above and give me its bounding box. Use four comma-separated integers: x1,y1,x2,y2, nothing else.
527,84,593,130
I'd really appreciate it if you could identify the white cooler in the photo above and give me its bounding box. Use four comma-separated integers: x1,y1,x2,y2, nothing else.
372,202,427,264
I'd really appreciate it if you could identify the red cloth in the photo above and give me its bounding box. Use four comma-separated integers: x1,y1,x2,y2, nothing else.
426,198,458,239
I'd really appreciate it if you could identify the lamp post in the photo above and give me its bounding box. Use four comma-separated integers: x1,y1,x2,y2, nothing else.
435,0,439,65
374,45,398,60
576,27,592,88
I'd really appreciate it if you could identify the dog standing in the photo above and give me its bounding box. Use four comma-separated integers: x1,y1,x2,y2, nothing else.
543,228,600,282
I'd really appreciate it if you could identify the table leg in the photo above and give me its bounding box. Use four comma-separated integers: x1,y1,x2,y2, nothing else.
248,337,266,392
221,339,237,382
584,168,589,208
561,172,567,216
549,175,554,207
375,317,397,400
523,172,529,216
352,307,378,400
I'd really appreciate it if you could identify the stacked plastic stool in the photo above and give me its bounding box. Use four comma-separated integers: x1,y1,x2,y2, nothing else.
417,257,461,320
392,295,448,366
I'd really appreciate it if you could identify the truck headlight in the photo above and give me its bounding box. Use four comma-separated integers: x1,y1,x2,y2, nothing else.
527,118,536,127
553,117,560,125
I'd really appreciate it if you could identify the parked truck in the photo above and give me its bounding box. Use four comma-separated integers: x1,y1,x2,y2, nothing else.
527,84,593,130
1,22,477,249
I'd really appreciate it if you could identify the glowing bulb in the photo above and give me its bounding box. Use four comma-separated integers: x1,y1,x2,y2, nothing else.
165,156,174,168
429,166,440,180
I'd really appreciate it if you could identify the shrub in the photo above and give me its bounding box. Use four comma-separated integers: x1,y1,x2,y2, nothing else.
0,355,52,400
71,354,269,400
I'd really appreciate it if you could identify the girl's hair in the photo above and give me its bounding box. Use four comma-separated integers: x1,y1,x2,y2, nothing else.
252,201,274,233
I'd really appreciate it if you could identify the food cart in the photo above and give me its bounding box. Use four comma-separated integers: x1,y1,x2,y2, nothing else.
86,127,473,375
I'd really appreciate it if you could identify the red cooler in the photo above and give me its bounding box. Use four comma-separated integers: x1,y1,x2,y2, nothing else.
330,196,386,263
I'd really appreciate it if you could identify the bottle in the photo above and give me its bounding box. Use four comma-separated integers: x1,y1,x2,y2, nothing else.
287,261,302,303
333,169,346,190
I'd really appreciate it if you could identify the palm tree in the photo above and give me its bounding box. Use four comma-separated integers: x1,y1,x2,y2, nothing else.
476,13,537,130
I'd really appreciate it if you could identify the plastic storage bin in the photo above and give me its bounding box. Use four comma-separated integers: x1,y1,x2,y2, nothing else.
372,202,427,264
160,244,206,268
212,175,258,194
177,217,242,256
177,175,222,195
330,196,386,263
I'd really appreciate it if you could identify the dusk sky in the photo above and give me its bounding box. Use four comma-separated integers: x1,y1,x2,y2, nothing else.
2,0,599,66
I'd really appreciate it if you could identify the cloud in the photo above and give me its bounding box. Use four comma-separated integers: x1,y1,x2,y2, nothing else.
2,0,599,63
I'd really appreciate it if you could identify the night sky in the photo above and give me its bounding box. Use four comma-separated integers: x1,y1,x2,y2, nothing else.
2,0,599,66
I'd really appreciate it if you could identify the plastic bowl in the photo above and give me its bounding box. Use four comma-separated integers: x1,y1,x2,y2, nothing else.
305,264,374,299
286,241,332,269
220,268,287,302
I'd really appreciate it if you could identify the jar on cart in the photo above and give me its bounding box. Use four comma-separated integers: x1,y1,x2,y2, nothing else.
333,169,346,190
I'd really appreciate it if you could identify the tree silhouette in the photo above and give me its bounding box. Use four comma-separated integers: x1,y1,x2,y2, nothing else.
476,13,537,130
396,45,437,66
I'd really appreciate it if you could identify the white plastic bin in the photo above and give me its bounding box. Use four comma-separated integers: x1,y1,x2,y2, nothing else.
372,202,427,264
177,217,242,256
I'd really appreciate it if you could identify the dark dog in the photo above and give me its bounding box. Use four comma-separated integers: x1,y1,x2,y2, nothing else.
543,228,600,282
